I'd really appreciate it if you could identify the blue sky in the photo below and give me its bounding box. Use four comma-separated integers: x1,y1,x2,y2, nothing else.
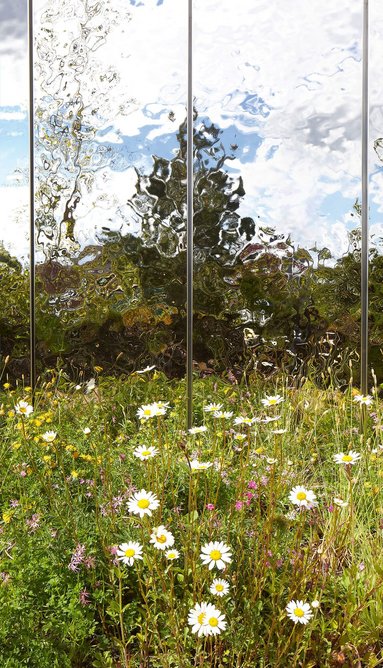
1,0,383,261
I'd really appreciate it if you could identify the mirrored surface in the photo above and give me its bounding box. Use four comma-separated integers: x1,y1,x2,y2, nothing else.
34,0,187,378
0,0,29,378
193,0,364,380
368,0,383,375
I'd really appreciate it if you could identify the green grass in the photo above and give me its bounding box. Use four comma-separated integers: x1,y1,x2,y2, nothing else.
0,368,383,667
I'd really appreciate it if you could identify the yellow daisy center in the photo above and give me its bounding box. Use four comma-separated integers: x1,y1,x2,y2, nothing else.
297,492,307,501
208,617,218,627
144,409,152,416
142,450,151,457
215,584,224,592
168,552,176,558
197,613,206,625
210,550,222,560
19,407,27,414
342,455,353,462
269,399,277,405
294,607,304,617
157,535,167,543
125,548,135,557
137,499,150,509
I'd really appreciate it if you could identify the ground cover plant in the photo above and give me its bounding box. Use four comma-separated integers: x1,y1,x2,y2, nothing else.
1,366,383,666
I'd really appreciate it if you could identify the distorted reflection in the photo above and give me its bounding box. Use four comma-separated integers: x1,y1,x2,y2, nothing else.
193,0,364,380
34,0,187,377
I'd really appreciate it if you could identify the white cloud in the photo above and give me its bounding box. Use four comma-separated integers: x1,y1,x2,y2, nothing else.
0,185,29,261
2,0,383,261
0,110,27,121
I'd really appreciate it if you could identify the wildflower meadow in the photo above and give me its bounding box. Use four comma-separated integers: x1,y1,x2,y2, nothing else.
1,365,383,667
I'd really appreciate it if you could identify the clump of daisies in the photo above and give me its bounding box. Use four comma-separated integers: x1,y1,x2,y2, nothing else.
137,402,169,420
188,602,227,636
150,525,175,550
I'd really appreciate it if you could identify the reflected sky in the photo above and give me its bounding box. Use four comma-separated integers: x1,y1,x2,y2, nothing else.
1,0,383,261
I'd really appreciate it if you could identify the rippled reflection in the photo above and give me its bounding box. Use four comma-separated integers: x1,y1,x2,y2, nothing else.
34,0,187,377
193,0,363,380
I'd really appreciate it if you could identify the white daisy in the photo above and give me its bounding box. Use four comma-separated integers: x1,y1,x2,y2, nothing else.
155,401,170,410
165,549,180,560
15,401,33,417
286,600,313,624
117,541,143,566
83,427,91,435
272,429,287,434
353,394,373,406
188,426,208,434
261,395,284,407
210,578,230,597
289,486,316,508
42,431,57,442
262,415,281,423
213,411,233,419
190,459,213,471
203,403,223,413
133,445,159,461
200,541,232,570
234,416,257,426
137,403,166,420
333,451,361,465
333,497,348,508
187,602,208,637
127,489,160,518
234,433,247,442
150,525,175,550
188,602,227,636
311,600,320,609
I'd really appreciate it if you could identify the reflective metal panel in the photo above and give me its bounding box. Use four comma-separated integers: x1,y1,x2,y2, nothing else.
0,0,30,379
34,0,187,378
368,0,383,380
193,0,363,382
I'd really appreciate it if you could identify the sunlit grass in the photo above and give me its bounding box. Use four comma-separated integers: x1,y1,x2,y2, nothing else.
0,368,383,667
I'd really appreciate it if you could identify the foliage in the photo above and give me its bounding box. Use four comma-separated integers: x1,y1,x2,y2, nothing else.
0,368,383,665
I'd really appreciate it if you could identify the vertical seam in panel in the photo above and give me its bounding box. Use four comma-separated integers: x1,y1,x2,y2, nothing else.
28,0,36,390
361,0,369,395
187,0,193,428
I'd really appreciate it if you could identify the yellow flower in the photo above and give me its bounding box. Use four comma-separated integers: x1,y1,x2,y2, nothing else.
71,470,79,479
2,511,13,524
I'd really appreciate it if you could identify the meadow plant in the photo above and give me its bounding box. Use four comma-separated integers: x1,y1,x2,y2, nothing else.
0,370,383,666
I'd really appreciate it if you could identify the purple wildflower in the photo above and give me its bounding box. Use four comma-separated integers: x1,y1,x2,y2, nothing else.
79,589,91,606
68,543,86,572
